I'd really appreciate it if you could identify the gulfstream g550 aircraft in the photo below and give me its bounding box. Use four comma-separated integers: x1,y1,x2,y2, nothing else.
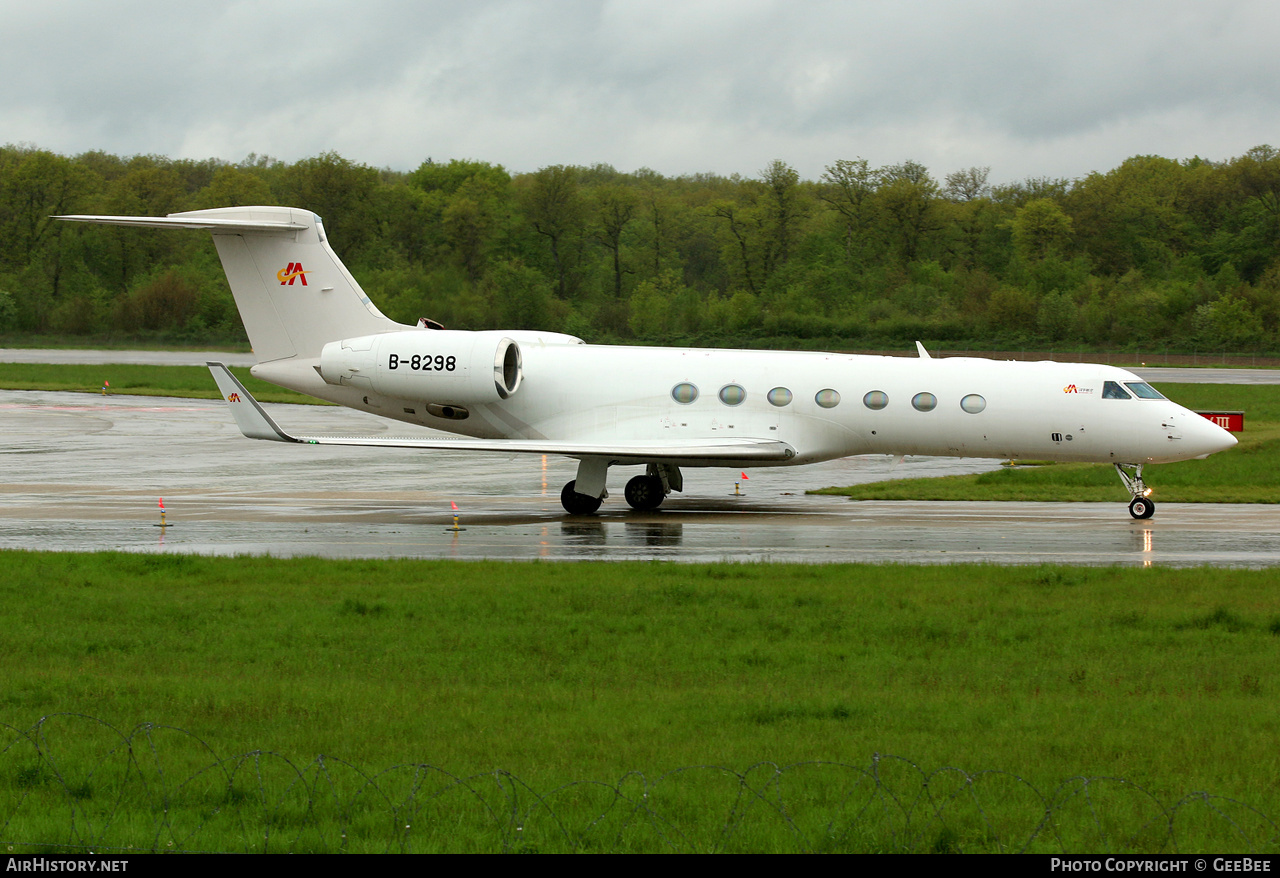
58,206,1237,518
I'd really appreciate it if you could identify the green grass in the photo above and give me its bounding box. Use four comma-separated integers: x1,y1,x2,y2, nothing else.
0,362,319,404
2,553,1279,852
814,383,1280,503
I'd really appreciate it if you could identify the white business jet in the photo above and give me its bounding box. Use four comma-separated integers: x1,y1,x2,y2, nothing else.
58,207,1237,519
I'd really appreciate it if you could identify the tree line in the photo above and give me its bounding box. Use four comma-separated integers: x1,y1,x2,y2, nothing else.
1,143,1278,352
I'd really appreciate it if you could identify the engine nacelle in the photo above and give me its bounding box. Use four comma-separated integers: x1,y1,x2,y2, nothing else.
319,329,522,405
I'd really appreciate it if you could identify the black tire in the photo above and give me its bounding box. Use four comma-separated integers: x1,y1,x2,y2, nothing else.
561,480,603,515
624,475,665,510
1128,497,1154,520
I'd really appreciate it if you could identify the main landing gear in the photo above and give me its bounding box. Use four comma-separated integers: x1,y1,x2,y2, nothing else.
1115,463,1155,520
560,480,603,515
624,473,665,510
559,460,681,514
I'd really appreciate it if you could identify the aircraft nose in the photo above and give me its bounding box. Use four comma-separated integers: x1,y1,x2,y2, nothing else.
1183,413,1238,458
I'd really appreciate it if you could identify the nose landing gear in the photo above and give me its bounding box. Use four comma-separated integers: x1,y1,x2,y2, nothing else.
1115,463,1155,519
1127,495,1154,520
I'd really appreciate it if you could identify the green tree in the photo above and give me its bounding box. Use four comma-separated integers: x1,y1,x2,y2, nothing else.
484,259,556,329
760,159,807,268
986,285,1038,332
820,158,877,264
1193,294,1264,350
1036,289,1076,341
1066,155,1193,275
628,269,683,338
0,147,93,271
710,196,765,295
944,166,990,202
192,166,274,209
115,268,200,332
1232,145,1280,223
1218,145,1280,279
1009,198,1073,262
591,184,638,298
519,165,585,298
875,160,941,264
276,152,380,260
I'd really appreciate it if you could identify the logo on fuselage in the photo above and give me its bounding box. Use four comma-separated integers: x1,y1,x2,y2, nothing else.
1064,384,1078,393
277,263,309,285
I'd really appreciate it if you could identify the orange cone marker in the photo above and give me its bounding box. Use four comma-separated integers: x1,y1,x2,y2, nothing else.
445,499,465,532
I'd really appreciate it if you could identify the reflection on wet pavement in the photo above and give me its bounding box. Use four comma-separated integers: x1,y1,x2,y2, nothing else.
1,390,1276,567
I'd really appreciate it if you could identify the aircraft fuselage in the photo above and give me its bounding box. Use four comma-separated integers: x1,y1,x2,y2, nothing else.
254,341,1230,469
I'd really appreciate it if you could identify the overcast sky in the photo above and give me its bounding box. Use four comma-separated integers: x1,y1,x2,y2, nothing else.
3,0,1276,186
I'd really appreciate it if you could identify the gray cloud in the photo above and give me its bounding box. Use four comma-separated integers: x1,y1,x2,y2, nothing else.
2,0,1276,186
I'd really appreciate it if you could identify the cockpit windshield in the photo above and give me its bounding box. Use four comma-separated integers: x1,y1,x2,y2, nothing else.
1102,381,1131,399
1124,382,1165,400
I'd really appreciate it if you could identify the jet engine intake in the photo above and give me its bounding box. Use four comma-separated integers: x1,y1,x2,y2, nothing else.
320,329,522,404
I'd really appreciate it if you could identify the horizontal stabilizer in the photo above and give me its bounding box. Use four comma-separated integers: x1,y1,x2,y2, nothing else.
56,214,307,234
207,363,795,463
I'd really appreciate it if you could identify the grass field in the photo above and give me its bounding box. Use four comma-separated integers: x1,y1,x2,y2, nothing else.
814,383,1280,504
2,553,1278,852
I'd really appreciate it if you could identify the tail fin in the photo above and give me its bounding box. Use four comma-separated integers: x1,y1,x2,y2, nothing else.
58,206,405,363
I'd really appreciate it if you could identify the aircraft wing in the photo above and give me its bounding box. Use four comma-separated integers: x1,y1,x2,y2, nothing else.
207,363,796,463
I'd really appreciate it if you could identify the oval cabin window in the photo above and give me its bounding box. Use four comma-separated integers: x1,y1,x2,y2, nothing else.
671,383,699,404
863,390,888,410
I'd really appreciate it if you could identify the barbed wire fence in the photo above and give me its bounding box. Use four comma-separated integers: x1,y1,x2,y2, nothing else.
2,714,1277,854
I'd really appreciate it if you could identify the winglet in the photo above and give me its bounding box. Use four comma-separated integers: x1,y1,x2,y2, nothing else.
207,363,299,442
915,341,931,359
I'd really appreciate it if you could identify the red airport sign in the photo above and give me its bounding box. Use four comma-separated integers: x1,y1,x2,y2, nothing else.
1196,410,1244,432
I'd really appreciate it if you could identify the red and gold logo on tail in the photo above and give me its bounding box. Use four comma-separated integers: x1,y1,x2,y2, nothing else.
277,263,309,285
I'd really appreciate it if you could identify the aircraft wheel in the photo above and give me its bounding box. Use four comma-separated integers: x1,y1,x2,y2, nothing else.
624,475,665,510
561,480,603,515
1128,497,1155,520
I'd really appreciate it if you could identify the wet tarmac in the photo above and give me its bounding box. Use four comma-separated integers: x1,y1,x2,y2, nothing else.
2,388,1276,566
1137,367,1280,384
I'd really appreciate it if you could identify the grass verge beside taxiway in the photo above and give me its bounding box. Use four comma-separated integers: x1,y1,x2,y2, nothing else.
2,553,1278,852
